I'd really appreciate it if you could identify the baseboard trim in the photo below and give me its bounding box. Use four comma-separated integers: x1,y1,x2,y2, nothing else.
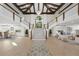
32,39,46,40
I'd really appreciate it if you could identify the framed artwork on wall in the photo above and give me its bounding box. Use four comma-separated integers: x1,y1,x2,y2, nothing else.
15,30,21,32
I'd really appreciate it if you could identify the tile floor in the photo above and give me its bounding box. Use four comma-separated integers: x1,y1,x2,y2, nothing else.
0,37,79,56
30,40,49,56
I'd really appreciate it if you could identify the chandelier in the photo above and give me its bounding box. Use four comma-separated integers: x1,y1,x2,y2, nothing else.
34,3,43,15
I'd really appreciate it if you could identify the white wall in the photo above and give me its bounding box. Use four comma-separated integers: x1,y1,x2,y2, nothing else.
71,25,79,30
50,4,79,36
0,5,13,24
0,24,26,37
69,25,79,35
13,26,26,37
51,26,72,36
24,14,54,24
0,5,30,37
49,4,78,29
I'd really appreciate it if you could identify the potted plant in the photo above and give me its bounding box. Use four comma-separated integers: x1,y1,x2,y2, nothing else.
36,16,42,21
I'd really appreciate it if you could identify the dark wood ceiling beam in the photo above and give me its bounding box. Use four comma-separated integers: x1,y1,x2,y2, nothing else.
59,3,73,14
44,4,55,14
23,4,33,13
21,8,27,10
46,3,58,10
13,3,65,14
23,12,36,14
4,3,19,14
46,8,49,13
23,12,54,14
20,4,32,10
42,12,54,14
54,3,65,13
13,3,23,13
42,3,44,13
18,3,31,7
29,9,31,13
46,3,60,7
49,7,57,10
33,3,35,13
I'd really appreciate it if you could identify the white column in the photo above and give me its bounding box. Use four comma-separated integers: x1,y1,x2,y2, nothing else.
29,29,32,39
46,29,49,38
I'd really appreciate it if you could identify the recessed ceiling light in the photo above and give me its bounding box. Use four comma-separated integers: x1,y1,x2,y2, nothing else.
12,42,17,46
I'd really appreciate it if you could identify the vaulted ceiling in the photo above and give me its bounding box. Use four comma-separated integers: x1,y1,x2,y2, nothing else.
13,3,65,14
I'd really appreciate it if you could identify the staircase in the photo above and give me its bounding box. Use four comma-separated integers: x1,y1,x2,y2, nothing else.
32,28,46,40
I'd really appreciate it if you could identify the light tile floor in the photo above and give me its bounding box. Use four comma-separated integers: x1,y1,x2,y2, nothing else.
30,40,49,56
0,37,79,56
0,37,32,56
46,37,79,56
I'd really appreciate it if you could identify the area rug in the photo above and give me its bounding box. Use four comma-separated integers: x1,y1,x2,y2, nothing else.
30,40,50,56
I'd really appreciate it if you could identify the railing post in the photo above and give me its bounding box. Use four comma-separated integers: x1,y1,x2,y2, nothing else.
29,29,32,39
13,13,15,21
47,23,49,29
29,23,30,29
56,17,58,22
46,29,47,39
63,12,65,21
20,17,22,22
78,3,79,15
31,30,32,39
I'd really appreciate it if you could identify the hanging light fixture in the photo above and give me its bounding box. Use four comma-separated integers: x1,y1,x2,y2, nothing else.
35,3,43,15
